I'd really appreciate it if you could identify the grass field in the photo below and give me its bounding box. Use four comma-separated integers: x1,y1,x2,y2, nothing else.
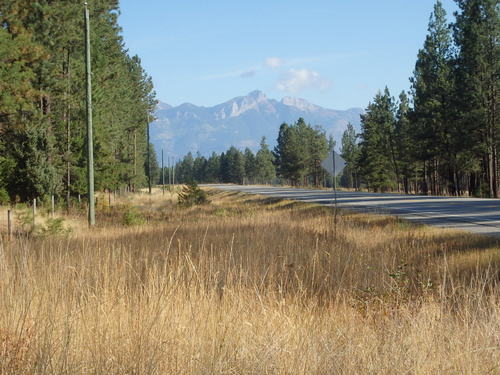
0,188,499,374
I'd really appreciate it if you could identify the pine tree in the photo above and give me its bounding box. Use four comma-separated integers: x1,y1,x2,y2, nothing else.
0,1,157,202
243,148,256,184
225,146,245,184
205,152,221,182
394,91,417,194
410,1,458,195
255,137,276,184
273,118,327,186
358,88,398,192
453,0,499,197
340,123,360,189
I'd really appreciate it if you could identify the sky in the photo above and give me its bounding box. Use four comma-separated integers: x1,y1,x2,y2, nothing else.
119,0,459,110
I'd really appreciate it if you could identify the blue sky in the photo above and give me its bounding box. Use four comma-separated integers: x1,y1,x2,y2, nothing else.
119,0,458,110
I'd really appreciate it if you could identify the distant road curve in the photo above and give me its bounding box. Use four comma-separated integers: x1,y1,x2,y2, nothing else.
204,184,500,238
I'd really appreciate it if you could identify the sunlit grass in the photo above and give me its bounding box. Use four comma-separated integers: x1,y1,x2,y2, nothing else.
0,188,498,374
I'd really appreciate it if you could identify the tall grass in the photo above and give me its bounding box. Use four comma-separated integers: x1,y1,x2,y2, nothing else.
0,190,498,374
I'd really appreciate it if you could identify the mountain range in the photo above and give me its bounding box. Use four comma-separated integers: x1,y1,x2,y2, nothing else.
151,90,363,158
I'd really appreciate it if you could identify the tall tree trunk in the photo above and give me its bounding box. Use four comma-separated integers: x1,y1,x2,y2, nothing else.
65,49,71,211
133,129,137,192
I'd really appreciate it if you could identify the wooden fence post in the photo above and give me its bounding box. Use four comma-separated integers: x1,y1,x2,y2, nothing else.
7,209,12,241
33,198,36,231
51,195,55,217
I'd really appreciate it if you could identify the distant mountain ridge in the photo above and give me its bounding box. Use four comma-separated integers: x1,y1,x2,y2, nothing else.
151,90,363,158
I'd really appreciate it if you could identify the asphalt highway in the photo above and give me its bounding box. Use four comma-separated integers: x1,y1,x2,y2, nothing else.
205,184,500,237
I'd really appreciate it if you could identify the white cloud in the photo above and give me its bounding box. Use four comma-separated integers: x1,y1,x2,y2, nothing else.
276,69,332,93
240,70,256,78
202,66,258,80
264,57,284,68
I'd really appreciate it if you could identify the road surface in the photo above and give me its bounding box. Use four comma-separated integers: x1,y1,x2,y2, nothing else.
205,184,500,237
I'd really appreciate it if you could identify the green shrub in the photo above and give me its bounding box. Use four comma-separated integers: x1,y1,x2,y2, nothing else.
40,217,71,235
178,182,209,207
122,206,146,226
0,188,9,205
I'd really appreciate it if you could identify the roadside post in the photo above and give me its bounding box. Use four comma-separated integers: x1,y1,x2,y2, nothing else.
33,198,37,231
162,149,165,195
51,195,55,217
7,209,12,241
321,150,346,236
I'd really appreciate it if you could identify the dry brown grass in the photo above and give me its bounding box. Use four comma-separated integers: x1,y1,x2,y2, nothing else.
0,188,498,374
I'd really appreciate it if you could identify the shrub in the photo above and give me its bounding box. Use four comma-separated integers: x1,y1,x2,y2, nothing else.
0,188,9,205
122,206,146,226
178,182,209,207
41,217,71,235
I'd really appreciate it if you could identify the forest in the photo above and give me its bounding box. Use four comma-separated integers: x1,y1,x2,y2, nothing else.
172,0,498,198
170,119,332,187
0,0,156,205
1,0,498,202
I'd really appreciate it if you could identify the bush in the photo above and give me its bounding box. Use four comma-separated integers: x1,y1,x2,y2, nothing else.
0,188,9,205
40,217,71,235
178,182,209,207
122,206,146,226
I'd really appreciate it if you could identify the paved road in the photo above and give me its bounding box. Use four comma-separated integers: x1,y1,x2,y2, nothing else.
205,184,500,237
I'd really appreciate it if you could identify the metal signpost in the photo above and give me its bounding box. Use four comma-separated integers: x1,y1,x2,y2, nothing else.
321,150,346,234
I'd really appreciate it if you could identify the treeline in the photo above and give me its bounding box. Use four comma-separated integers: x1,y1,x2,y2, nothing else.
170,118,333,186
344,0,498,197
0,1,156,204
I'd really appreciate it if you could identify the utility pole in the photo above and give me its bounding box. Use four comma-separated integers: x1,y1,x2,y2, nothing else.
172,159,175,186
147,115,152,194
84,1,95,226
161,149,165,194
168,156,171,188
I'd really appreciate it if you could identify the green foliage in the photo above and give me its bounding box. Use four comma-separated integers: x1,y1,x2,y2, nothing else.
273,118,328,186
40,217,71,235
255,137,276,184
358,88,398,192
17,207,34,232
340,123,360,189
178,182,209,206
0,1,157,203
0,189,9,205
122,206,146,226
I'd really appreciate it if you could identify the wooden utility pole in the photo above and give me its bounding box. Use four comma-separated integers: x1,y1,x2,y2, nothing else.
84,1,95,226
65,48,72,212
147,116,152,194
161,149,165,194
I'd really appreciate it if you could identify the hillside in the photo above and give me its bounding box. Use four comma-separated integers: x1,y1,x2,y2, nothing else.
151,90,363,157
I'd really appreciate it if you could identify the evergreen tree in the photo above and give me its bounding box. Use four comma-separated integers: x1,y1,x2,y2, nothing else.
205,152,221,182
358,88,398,192
255,137,276,184
273,119,327,186
224,146,245,184
394,91,417,194
193,152,208,182
452,0,499,197
410,0,457,195
0,1,156,202
176,152,194,183
340,123,360,189
243,147,256,184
